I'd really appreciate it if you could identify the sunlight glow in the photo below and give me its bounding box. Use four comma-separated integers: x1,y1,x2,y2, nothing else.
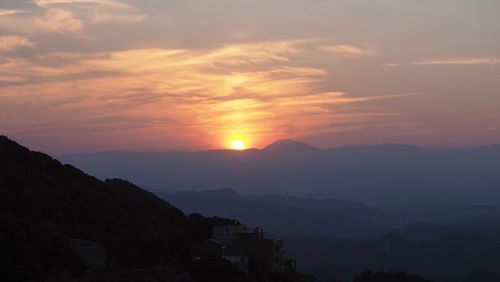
230,139,246,150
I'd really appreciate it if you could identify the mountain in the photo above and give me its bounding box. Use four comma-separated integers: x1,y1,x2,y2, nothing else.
356,222,500,242
263,140,318,153
4,136,499,281
286,234,500,282
0,136,256,282
159,189,390,237
58,140,500,206
159,189,500,241
357,222,454,242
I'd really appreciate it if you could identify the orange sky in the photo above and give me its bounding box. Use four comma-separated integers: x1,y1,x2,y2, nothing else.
1,0,500,153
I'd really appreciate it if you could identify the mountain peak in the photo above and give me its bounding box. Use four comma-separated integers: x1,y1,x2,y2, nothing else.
263,139,317,152
0,135,31,154
201,188,240,198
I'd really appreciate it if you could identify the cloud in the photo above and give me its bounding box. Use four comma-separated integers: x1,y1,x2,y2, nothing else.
33,0,133,9
414,58,500,66
41,8,85,33
382,63,401,67
0,75,25,83
0,40,407,150
0,9,30,16
318,44,378,57
0,0,144,34
32,0,145,25
0,36,36,51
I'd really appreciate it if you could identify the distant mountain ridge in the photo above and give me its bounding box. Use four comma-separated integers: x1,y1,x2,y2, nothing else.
59,139,500,206
263,139,319,153
159,188,389,237
286,234,500,282
356,221,500,242
159,189,500,240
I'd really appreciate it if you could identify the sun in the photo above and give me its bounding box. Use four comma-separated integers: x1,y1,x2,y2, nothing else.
230,139,246,150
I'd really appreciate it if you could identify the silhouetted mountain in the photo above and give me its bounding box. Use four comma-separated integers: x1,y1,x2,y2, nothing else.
359,221,500,244
159,189,389,237
385,201,500,229
263,139,318,153
159,189,500,241
357,222,453,242
0,136,255,281
59,140,500,206
286,234,500,282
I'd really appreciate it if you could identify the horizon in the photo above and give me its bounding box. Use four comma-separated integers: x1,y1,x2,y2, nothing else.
4,135,500,155
1,1,500,154
63,139,500,155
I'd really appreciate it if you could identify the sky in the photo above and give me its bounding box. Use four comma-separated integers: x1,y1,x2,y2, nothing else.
1,0,500,153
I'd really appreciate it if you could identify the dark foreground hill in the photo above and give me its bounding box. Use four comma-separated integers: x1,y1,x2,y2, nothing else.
0,136,312,282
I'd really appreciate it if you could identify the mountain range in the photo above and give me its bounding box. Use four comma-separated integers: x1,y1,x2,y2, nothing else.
159,188,387,237
287,234,500,282
4,135,500,281
160,189,500,240
59,140,500,206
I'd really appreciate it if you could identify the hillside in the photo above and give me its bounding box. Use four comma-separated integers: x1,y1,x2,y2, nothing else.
0,136,251,282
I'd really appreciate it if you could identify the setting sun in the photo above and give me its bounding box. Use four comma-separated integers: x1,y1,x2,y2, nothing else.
230,139,246,150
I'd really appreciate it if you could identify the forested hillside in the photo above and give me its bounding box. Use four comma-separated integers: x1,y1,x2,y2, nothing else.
0,136,263,282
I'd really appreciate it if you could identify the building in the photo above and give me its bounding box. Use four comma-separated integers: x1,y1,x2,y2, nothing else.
212,225,249,246
211,225,285,276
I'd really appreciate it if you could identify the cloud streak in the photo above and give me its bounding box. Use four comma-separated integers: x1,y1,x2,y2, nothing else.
318,44,377,57
0,9,30,16
0,0,144,34
0,39,406,151
414,58,500,66
0,36,36,51
33,0,134,9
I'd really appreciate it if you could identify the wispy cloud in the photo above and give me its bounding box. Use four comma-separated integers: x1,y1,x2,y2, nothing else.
414,58,500,66
382,63,401,67
0,36,36,51
0,0,144,34
33,0,145,24
33,0,133,9
0,75,25,83
0,9,30,16
317,44,377,57
0,40,407,149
